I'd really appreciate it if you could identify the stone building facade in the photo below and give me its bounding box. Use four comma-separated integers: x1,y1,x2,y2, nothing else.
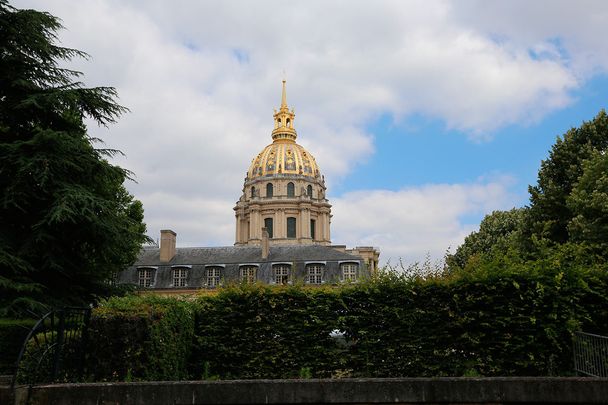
117,229,367,295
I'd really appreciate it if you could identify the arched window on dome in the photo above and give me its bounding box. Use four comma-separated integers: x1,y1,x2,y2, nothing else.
287,182,295,197
286,118,291,127
307,185,313,198
266,183,273,198
277,118,282,127
251,186,255,198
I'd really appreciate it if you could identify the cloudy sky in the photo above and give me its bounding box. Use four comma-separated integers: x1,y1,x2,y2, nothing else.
15,0,608,264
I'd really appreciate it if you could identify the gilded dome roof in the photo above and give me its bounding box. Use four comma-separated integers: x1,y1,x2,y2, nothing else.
248,141,320,179
247,80,321,180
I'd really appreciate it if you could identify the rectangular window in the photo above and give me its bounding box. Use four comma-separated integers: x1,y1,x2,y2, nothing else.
287,217,296,238
310,219,316,240
240,266,257,284
138,268,153,287
341,263,358,282
273,265,290,285
206,267,221,288
307,264,323,284
173,268,188,287
264,217,274,238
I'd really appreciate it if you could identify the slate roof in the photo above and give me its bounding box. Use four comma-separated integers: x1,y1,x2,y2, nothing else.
134,244,363,266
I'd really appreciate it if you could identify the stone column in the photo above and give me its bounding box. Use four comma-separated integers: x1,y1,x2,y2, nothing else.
277,208,286,239
235,213,240,243
301,208,311,239
250,207,261,241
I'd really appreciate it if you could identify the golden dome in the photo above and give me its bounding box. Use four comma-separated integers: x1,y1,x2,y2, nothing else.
247,80,321,180
248,141,321,179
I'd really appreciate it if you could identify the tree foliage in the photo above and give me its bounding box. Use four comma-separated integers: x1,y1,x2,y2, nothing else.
525,110,608,249
567,150,608,254
448,208,525,268
449,110,608,271
0,1,149,316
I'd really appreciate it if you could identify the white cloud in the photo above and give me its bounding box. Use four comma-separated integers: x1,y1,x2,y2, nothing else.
12,0,608,257
332,177,517,264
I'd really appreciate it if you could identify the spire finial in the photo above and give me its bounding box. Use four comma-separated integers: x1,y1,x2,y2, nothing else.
281,79,287,109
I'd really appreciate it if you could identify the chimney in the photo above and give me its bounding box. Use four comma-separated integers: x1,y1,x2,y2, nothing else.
160,229,176,263
261,227,269,260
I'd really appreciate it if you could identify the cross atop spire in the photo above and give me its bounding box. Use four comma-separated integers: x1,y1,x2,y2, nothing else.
272,79,297,142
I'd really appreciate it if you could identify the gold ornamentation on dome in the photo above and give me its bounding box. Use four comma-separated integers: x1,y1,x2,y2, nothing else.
246,80,322,180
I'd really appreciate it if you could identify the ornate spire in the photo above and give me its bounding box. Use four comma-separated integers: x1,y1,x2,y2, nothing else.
272,80,297,142
281,79,288,109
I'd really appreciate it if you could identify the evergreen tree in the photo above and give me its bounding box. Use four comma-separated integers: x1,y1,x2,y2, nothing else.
0,1,149,315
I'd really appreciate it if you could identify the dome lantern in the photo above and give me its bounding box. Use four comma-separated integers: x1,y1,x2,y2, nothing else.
271,80,297,142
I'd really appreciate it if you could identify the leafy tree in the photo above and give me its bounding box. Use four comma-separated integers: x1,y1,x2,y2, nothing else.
0,1,149,316
450,111,608,270
525,110,608,249
567,150,608,257
448,208,525,269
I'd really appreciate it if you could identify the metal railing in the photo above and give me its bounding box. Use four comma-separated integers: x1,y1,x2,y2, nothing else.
573,331,608,377
10,307,91,389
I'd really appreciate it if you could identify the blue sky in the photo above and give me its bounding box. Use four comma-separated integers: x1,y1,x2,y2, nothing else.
15,0,608,263
337,73,608,216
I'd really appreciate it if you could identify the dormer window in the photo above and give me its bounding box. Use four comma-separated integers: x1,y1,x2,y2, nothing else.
240,266,257,284
138,268,154,288
206,267,222,288
341,263,358,282
273,264,290,285
306,264,324,284
172,267,188,287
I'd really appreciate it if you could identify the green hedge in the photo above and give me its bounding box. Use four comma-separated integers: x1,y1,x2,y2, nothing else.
0,318,36,374
86,295,194,381
339,267,608,377
84,266,608,380
193,284,345,379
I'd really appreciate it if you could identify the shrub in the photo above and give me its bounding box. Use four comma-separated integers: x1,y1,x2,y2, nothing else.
0,318,36,374
192,284,345,379
87,295,194,381
80,266,608,380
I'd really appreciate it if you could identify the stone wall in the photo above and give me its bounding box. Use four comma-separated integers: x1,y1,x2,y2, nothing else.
3,377,608,405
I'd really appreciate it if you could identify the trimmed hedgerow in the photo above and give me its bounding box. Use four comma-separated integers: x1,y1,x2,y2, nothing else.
0,318,36,374
192,284,346,379
339,266,608,377
86,295,194,381
84,265,608,380
189,266,607,379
